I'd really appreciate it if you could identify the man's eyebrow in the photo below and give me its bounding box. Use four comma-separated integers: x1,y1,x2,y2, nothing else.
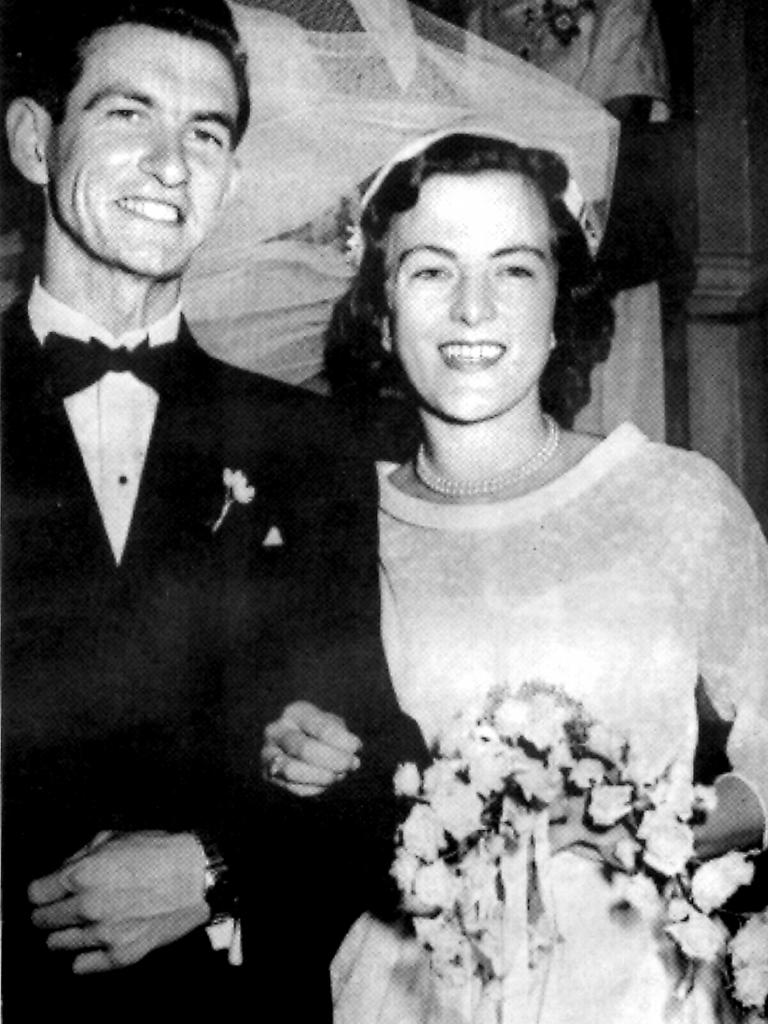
82,86,236,136
190,110,237,138
82,87,152,112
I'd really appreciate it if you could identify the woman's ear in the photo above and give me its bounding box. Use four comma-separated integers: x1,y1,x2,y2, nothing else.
5,97,53,186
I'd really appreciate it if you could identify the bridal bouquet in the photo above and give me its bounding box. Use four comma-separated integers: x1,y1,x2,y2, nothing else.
392,681,766,1020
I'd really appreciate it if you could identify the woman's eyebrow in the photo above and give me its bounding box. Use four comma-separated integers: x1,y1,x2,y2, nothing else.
396,244,455,268
491,245,549,262
396,243,550,268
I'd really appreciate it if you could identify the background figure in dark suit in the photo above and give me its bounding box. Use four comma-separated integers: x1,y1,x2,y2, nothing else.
1,2,425,1020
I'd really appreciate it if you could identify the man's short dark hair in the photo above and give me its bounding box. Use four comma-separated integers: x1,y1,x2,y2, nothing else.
5,0,251,147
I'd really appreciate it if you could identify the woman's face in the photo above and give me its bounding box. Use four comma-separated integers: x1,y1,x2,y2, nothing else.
384,170,558,426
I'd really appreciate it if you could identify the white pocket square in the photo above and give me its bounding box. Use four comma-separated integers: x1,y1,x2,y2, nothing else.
262,525,284,548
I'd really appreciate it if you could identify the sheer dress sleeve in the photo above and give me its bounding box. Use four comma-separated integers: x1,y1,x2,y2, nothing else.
694,464,768,842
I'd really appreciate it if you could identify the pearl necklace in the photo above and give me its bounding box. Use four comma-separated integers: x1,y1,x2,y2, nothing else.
415,415,561,499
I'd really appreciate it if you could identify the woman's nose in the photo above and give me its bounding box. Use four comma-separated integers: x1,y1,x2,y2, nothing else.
450,271,496,326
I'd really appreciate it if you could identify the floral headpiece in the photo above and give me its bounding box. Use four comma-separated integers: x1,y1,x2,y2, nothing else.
508,0,597,51
345,123,602,268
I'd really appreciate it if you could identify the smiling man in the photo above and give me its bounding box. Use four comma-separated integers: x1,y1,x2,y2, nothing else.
2,2,425,1021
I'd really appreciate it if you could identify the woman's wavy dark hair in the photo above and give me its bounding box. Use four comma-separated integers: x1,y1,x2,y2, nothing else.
325,133,614,435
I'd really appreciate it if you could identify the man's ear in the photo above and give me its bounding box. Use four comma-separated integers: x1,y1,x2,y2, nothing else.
5,97,53,186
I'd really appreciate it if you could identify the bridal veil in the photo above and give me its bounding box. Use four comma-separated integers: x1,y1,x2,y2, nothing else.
183,0,619,386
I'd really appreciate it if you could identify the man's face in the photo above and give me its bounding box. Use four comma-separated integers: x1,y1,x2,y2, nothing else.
43,22,240,284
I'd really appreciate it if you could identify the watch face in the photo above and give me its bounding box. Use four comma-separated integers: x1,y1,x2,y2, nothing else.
198,834,236,919
204,861,235,918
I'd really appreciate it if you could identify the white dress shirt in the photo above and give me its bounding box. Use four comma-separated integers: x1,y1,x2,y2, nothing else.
29,280,181,563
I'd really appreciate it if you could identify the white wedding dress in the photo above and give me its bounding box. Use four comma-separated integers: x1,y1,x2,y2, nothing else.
332,424,768,1024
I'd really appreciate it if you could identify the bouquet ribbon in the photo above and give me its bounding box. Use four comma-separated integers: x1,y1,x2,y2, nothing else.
491,810,560,1024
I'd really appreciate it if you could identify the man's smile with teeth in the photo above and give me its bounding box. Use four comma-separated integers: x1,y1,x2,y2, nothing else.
117,197,182,223
439,342,506,368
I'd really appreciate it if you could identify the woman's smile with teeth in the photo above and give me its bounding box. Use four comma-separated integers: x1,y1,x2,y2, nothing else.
439,342,506,369
117,197,182,223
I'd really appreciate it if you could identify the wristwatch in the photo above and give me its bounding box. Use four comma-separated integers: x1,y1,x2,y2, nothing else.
196,832,237,925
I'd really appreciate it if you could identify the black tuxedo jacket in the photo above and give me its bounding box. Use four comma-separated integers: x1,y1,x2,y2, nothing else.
1,300,426,1022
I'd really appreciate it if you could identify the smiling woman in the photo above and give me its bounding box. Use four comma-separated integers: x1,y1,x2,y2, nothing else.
326,130,612,460
381,172,558,441
323,127,768,1024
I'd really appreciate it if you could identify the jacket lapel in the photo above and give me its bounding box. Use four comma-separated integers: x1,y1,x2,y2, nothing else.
119,323,225,574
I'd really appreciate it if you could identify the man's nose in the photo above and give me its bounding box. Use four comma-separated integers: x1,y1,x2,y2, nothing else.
139,129,189,188
450,271,496,326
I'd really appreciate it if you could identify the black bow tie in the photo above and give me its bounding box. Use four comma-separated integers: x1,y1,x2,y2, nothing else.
43,333,177,398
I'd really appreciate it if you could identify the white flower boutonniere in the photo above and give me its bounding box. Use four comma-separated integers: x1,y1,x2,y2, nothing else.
212,468,255,533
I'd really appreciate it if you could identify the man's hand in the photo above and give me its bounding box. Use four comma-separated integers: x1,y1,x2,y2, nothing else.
28,831,209,973
261,701,362,797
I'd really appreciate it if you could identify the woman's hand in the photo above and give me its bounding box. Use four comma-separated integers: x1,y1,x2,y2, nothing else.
261,701,362,797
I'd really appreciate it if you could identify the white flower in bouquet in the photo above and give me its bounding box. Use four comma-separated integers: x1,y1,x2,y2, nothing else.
664,902,729,963
692,784,719,815
429,777,486,844
438,710,490,757
690,851,755,914
569,756,606,791
520,691,572,753
613,835,642,872
391,849,420,894
729,909,768,1013
584,720,628,766
491,694,531,739
422,758,465,799
401,803,446,862
464,736,518,797
637,809,696,877
588,782,634,827
510,754,564,806
394,761,421,798
413,859,459,910
733,961,768,1014
646,765,704,823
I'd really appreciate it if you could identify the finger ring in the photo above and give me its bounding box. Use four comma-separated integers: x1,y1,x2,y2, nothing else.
267,754,288,781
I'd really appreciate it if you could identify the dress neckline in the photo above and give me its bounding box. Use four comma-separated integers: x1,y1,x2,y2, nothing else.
378,422,649,530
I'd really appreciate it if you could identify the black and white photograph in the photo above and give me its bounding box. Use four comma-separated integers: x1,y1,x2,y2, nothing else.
1,1,766,1021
